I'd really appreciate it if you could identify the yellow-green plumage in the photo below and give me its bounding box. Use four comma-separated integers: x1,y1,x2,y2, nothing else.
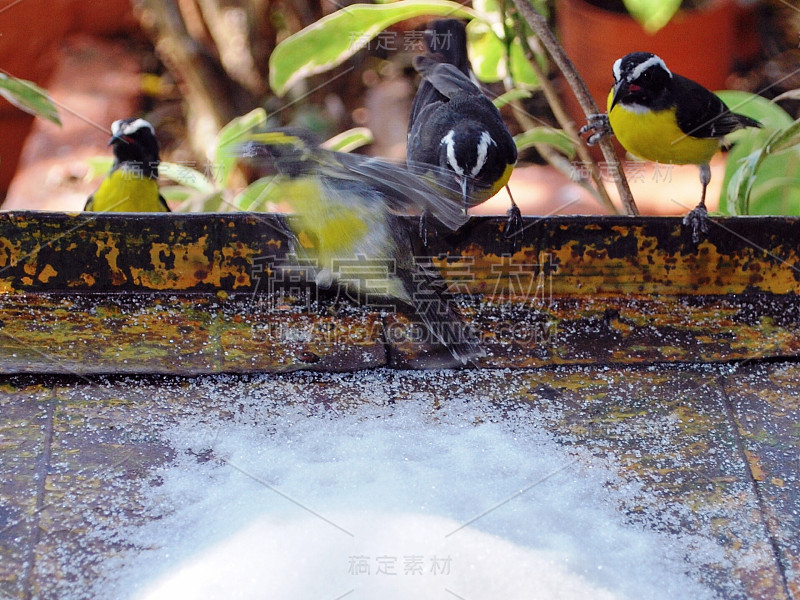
84,168,168,212
269,177,408,300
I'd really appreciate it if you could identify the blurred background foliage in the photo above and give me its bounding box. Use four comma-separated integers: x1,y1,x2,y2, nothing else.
3,0,799,213
124,0,800,214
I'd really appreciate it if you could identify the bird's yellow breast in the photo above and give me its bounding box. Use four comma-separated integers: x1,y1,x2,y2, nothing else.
88,170,166,212
490,163,515,197
607,89,720,166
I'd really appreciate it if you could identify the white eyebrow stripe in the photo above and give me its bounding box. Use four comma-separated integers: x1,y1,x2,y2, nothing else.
441,130,463,176
613,58,622,83
112,118,155,137
471,131,495,178
630,55,671,80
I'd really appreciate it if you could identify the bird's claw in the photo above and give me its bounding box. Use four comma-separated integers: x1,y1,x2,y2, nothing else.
504,204,524,252
579,114,612,146
682,204,711,244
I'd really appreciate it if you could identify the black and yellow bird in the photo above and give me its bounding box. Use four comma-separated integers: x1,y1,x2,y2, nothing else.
407,19,520,243
238,130,484,365
84,118,169,212
582,52,761,241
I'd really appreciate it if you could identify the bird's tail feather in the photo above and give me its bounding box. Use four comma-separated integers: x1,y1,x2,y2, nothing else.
734,113,762,130
401,262,484,365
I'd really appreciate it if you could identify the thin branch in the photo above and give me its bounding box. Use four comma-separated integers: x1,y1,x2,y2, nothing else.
510,0,638,215
512,19,619,214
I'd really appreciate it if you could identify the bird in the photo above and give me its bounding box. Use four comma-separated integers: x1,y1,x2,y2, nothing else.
581,52,761,242
84,118,170,212
407,19,520,246
237,130,484,365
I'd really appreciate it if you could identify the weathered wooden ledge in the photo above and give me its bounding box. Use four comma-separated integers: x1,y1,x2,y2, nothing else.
1,211,799,374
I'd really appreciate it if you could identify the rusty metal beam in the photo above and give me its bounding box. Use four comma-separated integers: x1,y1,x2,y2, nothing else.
1,212,799,373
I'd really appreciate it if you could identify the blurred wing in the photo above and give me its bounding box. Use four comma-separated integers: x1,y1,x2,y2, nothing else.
237,137,470,231
334,153,469,230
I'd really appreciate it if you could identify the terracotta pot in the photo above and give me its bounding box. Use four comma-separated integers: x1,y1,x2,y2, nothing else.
557,0,737,135
0,0,135,197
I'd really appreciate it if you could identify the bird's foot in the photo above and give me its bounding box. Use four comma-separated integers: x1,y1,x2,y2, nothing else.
504,203,524,253
682,204,711,244
579,114,612,146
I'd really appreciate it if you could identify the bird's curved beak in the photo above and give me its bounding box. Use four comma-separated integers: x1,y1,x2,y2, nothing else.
610,80,627,111
108,133,133,147
460,176,469,212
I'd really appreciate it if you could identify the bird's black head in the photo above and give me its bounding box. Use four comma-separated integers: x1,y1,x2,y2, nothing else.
424,19,469,73
109,118,160,178
610,52,673,112
439,122,502,203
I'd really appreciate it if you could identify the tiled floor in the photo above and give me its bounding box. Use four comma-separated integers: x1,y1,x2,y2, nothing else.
0,363,797,599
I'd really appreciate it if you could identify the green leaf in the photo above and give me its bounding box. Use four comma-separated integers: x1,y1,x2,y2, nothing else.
269,0,476,95
173,191,228,213
159,162,216,194
0,73,61,125
715,91,794,130
508,38,540,88
213,108,268,187
726,148,762,215
717,91,792,214
730,144,800,216
466,19,506,83
233,177,281,212
622,0,681,33
746,175,800,216
471,0,501,22
514,128,576,159
159,185,195,204
321,127,374,152
86,156,114,180
765,117,800,155
493,88,532,109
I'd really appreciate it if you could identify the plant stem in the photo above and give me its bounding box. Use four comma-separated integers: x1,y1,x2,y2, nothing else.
510,0,638,215
512,19,618,214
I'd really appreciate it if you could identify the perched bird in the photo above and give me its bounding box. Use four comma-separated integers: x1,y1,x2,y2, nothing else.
84,118,169,212
407,19,520,244
582,52,761,241
238,130,484,364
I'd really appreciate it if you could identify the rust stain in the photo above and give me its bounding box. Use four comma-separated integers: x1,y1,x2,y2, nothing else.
127,235,255,290
70,273,96,287
744,450,766,481
132,237,214,288
0,237,22,269
95,237,126,286
37,264,58,283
